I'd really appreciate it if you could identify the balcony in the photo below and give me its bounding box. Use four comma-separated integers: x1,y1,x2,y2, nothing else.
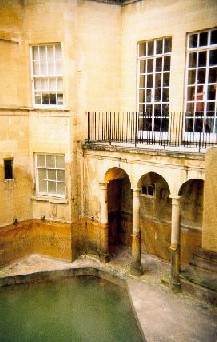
86,111,217,153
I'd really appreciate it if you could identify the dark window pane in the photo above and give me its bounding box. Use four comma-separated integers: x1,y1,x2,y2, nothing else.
211,30,217,45
157,40,163,54
197,68,206,83
186,102,194,114
199,31,208,47
197,68,206,84
198,51,206,67
188,69,196,84
42,94,49,104
147,74,153,87
139,42,146,56
147,59,153,72
139,89,145,102
189,52,197,68
139,103,145,113
197,85,203,93
163,72,170,86
185,118,194,132
164,56,170,71
208,67,217,83
155,73,161,87
207,84,216,100
194,118,203,132
162,88,169,102
156,57,162,71
162,104,169,116
147,41,154,56
161,118,169,132
189,34,198,48
154,104,161,116
146,104,152,114
154,88,161,102
50,94,56,104
35,95,41,104
4,159,13,179
205,118,214,133
209,49,217,66
146,89,152,102
164,37,172,53
187,86,195,101
195,101,204,112
207,102,215,111
215,119,217,133
144,118,152,131
140,60,146,73
139,75,145,88
154,118,161,131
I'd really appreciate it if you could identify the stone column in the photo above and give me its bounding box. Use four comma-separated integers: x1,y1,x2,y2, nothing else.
131,188,143,275
169,195,181,291
99,182,109,263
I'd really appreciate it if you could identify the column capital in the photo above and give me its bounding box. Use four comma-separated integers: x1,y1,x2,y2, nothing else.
132,188,141,195
169,195,181,200
99,182,108,190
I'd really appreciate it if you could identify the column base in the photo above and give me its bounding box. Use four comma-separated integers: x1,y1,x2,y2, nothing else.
99,253,109,263
169,275,181,293
130,261,143,276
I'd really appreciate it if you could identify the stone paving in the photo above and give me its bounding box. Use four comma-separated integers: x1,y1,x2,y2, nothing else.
0,250,217,342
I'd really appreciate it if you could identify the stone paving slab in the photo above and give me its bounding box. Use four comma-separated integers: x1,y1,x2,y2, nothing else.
0,253,216,342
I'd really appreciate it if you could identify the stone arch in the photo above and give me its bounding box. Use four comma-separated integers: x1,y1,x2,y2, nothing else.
104,167,132,257
178,179,204,264
138,171,172,261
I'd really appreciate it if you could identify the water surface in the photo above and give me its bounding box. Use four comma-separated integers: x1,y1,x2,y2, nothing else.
0,276,144,342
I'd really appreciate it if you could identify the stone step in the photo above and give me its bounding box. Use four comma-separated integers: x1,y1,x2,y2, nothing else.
189,248,217,273
181,267,217,292
181,277,217,306
193,248,217,264
189,259,217,273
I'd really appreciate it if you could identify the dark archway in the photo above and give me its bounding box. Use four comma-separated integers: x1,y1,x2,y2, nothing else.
105,168,132,257
138,171,171,261
178,179,204,264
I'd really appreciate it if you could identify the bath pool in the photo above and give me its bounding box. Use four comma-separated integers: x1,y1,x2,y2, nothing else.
0,273,144,342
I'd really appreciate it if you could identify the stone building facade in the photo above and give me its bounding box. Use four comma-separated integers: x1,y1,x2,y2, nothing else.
0,0,217,286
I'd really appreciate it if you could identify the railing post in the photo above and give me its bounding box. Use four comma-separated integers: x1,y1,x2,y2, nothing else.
135,111,138,147
109,111,111,145
87,111,90,142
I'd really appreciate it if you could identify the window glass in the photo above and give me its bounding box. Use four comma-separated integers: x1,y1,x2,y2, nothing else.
31,43,63,107
36,154,65,197
138,37,172,131
185,28,217,133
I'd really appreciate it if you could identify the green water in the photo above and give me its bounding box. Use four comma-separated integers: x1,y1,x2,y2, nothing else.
0,276,144,342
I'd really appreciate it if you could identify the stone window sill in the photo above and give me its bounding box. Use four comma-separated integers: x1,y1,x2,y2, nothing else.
31,195,68,204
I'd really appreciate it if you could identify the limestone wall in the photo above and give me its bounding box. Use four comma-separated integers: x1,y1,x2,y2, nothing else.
202,147,217,253
0,111,32,227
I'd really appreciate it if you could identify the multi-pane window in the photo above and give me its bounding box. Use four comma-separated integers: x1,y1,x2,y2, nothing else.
31,44,63,107
185,28,217,133
35,154,65,197
138,37,172,132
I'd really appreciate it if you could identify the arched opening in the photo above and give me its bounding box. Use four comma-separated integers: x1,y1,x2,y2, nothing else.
178,179,204,264
138,172,171,261
105,168,132,257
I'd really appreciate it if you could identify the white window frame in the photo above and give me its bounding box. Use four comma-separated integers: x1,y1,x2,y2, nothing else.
31,43,64,108
185,28,217,139
35,153,65,198
137,37,172,137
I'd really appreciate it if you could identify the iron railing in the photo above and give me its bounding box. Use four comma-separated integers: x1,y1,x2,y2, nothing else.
86,111,217,151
